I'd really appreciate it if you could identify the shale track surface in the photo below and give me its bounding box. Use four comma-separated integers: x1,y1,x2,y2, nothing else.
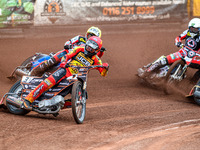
1,22,200,150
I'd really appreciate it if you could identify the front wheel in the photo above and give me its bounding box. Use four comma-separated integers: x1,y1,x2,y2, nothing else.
163,60,186,94
6,80,30,115
71,81,86,124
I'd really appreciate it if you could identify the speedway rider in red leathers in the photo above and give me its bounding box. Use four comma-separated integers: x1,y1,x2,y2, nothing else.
30,26,106,76
138,18,200,77
10,36,109,110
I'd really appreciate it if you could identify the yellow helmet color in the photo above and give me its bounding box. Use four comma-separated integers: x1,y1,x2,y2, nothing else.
86,26,102,39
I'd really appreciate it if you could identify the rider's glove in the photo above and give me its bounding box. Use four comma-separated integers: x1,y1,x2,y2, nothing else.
100,47,106,52
64,44,72,50
175,42,182,48
60,62,69,68
101,63,109,77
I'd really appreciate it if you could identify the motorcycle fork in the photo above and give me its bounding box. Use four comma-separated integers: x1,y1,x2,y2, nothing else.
172,64,187,81
82,81,88,99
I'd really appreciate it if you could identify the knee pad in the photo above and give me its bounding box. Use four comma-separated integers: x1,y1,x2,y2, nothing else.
154,55,167,65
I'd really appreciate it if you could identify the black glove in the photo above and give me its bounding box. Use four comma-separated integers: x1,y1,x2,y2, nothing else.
100,47,106,52
64,44,72,49
175,42,182,48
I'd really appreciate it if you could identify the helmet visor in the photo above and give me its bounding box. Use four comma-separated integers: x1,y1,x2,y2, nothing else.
85,40,99,53
85,45,95,53
87,33,96,39
190,27,199,34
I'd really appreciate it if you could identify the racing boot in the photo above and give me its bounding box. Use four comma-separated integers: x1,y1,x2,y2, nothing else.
137,63,151,77
30,57,57,76
137,56,168,77
21,98,32,111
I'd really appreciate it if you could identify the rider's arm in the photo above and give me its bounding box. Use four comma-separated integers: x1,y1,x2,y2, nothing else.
93,56,109,77
175,30,188,47
97,47,106,58
97,51,104,58
59,48,82,68
64,47,81,61
64,35,86,49
53,49,68,62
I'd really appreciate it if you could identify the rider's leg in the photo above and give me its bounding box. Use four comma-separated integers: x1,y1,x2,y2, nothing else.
137,55,168,76
147,50,184,72
166,51,182,65
30,57,57,76
30,50,68,76
138,51,182,77
145,55,168,72
22,67,69,110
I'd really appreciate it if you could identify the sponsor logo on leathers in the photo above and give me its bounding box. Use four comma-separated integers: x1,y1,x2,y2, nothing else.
33,85,44,98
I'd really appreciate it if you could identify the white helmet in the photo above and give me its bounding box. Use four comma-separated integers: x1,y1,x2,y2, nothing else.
188,18,200,38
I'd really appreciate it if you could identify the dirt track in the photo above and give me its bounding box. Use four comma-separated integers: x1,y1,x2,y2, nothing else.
1,22,200,150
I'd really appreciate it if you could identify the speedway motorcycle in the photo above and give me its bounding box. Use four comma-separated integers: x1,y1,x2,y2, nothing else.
0,54,105,123
6,45,82,80
137,45,200,95
7,52,56,80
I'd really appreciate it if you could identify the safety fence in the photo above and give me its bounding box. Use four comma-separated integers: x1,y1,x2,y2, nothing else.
0,0,198,28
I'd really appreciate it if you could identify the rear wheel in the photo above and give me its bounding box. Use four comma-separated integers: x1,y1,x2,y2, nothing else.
6,80,30,115
163,60,186,94
71,81,86,124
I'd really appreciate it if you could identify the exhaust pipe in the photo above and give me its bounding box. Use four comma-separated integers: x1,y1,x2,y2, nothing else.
15,68,28,77
7,68,29,80
6,96,22,108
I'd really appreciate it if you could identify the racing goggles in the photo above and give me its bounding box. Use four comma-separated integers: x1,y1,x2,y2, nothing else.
87,33,96,39
85,40,99,53
189,26,200,34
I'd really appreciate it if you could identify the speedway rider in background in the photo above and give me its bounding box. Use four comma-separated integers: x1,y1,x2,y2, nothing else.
9,36,109,110
138,18,200,81
30,26,106,76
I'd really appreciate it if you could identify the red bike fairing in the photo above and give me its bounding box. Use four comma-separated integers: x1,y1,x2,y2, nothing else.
167,29,200,65
25,47,105,103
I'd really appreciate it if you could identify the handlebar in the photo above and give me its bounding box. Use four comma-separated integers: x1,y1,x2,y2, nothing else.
68,64,104,69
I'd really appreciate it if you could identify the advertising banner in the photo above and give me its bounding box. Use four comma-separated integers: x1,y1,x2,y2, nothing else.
0,0,188,27
34,0,187,26
193,0,200,16
0,0,35,28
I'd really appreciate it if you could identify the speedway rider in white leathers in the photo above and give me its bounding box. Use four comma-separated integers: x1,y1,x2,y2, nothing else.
138,18,200,79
